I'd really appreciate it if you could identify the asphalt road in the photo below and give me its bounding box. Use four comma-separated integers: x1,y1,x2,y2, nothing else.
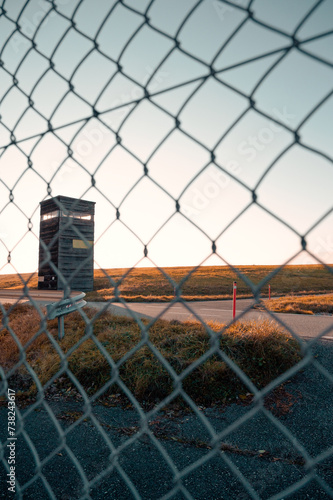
1,289,333,341
90,299,333,342
0,289,81,305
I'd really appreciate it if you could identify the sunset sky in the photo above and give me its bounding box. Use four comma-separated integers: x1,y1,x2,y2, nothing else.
0,0,332,275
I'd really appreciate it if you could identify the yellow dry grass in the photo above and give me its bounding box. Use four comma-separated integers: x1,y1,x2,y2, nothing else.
0,272,38,289
87,264,333,301
1,264,331,303
263,293,333,315
0,304,301,405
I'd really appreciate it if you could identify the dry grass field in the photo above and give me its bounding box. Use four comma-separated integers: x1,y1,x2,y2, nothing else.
0,272,38,289
0,304,301,406
88,264,333,302
259,294,333,315
1,264,331,302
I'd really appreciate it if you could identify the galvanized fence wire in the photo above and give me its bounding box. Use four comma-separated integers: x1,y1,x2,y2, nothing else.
0,0,332,498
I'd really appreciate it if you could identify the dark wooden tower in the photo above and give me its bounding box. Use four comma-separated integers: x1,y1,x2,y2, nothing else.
38,196,95,291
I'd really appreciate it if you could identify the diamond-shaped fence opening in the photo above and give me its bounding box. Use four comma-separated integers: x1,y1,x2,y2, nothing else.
0,0,333,498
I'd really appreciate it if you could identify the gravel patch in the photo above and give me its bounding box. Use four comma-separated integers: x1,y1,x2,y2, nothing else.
0,340,332,499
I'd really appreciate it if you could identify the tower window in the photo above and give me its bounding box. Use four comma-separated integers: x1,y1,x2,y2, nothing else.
41,210,59,221
62,211,92,220
73,239,93,249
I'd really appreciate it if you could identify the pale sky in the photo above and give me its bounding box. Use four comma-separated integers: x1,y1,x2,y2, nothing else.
0,0,332,275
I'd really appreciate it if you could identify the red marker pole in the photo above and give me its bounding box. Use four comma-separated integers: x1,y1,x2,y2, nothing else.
232,281,237,319
269,285,271,300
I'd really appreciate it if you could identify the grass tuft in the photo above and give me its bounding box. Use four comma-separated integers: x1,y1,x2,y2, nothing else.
260,294,333,315
0,304,301,406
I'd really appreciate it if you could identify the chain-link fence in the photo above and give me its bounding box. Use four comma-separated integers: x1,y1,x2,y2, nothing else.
0,0,333,498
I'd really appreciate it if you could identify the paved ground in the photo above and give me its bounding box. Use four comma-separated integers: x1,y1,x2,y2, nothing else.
0,290,81,305
88,299,333,341
0,341,332,499
1,289,333,341
1,291,333,498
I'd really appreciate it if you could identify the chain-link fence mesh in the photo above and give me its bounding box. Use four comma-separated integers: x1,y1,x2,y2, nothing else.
0,0,333,498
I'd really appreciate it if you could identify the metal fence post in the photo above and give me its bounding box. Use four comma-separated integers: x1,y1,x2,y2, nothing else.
232,281,237,319
58,315,65,340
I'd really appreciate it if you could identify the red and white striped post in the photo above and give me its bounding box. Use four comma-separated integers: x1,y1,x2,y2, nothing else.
232,281,237,319
268,284,271,300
